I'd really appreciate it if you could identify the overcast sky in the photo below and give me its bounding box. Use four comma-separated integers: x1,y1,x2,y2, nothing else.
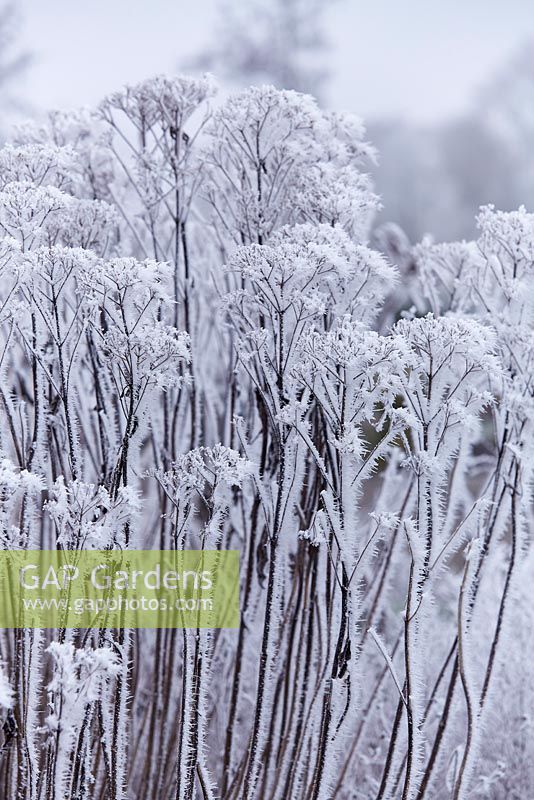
16,0,534,125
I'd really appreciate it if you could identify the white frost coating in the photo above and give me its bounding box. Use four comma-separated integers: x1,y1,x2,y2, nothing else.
0,73,530,800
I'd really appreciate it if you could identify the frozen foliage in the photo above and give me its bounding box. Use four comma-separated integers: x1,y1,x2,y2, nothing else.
0,663,13,709
0,73,532,800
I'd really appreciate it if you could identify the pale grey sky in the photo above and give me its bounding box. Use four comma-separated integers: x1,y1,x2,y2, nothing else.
16,0,534,124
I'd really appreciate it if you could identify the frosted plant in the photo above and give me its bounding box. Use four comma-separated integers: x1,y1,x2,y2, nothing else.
0,144,76,193
288,317,406,798
13,245,99,481
0,663,13,711
434,208,534,800
221,220,397,799
0,456,44,547
0,182,69,249
292,111,378,238
203,85,320,246
381,314,498,800
203,86,377,248
154,445,252,800
0,73,532,800
46,478,141,549
410,239,478,316
98,319,190,498
44,642,121,800
224,222,396,377
98,74,215,280
99,75,217,456
100,322,190,394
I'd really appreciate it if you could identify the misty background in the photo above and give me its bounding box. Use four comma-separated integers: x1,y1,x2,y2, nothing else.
7,0,534,244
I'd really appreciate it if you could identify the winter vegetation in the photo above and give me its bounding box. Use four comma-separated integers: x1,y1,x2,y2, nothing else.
370,43,534,244
0,69,531,800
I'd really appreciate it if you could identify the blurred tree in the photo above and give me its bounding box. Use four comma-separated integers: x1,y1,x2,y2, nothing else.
189,0,338,101
0,2,31,125
474,42,534,204
370,40,534,243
